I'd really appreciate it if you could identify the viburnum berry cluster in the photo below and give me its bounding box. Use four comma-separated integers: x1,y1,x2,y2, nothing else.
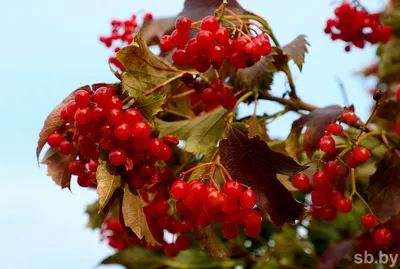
100,217,141,251
99,12,153,71
46,86,178,189
181,74,237,110
161,15,272,72
324,2,392,51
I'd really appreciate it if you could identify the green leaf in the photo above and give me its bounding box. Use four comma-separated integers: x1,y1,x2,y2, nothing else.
188,148,219,181
282,35,310,71
121,186,159,245
116,34,181,124
101,247,159,269
40,147,77,189
243,115,270,141
219,126,306,227
155,106,227,155
96,160,122,212
85,201,105,230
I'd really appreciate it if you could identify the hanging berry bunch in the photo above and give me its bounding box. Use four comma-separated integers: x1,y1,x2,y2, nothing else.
324,2,392,51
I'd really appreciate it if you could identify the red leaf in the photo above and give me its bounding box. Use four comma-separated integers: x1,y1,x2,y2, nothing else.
219,126,306,227
368,149,400,222
318,240,352,269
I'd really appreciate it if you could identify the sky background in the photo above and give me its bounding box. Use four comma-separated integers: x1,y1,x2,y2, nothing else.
0,0,385,268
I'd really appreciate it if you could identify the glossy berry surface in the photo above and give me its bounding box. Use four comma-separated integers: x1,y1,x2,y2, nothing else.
374,228,392,245
293,173,310,191
361,213,378,228
319,135,336,153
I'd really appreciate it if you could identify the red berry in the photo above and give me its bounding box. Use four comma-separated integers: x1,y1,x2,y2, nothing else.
244,225,261,238
223,180,243,198
163,134,179,146
107,96,123,111
143,13,153,21
312,171,329,188
215,28,230,44
109,148,127,166
194,56,211,73
172,49,189,65
158,144,173,160
129,175,146,189
327,123,343,136
361,213,378,228
132,121,151,139
171,180,188,199
311,189,328,206
47,132,64,147
196,30,215,49
59,141,75,154
164,243,179,257
175,16,192,32
207,45,226,62
319,135,336,153
240,189,257,209
100,125,114,138
139,164,156,178
114,123,132,141
336,198,352,213
293,173,311,191
201,88,218,105
75,90,91,108
68,160,85,176
353,146,371,162
75,108,92,125
160,35,174,51
396,87,400,101
324,161,339,177
342,110,359,125
175,235,190,251
92,107,106,122
171,30,189,49
221,196,239,213
124,109,143,125
222,223,240,240
374,228,392,245
347,151,360,168
245,210,262,228
107,109,124,127
207,190,225,208
321,207,338,221
200,16,219,33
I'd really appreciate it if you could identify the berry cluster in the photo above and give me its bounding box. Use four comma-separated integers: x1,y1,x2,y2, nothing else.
171,179,261,241
161,15,272,72
182,74,237,110
46,87,177,189
324,2,392,51
99,13,153,71
101,217,141,251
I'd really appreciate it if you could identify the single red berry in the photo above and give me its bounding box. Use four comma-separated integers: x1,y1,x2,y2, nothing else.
139,164,156,178
328,190,343,208
353,146,371,162
114,123,132,141
244,225,261,238
245,210,262,228
160,35,174,51
327,123,343,136
175,235,190,251
77,174,90,188
47,132,64,147
75,108,92,125
171,30,189,49
158,144,173,160
149,138,164,157
129,175,146,189
344,45,351,52
100,125,114,138
374,228,392,245
132,121,151,139
342,110,359,125
222,223,240,240
143,13,153,21
223,180,243,198
124,109,143,125
321,207,338,222
221,196,239,213
324,161,339,177
207,45,226,62
215,27,230,44
396,87,400,101
336,198,352,213
68,160,85,176
312,171,329,188
109,148,127,166
361,213,378,228
164,243,180,257
194,56,211,73
200,16,219,33
311,189,328,206
347,151,360,168
196,30,215,49
175,16,192,32
171,180,188,199
207,190,225,208
293,173,311,191
94,87,113,107
201,88,218,105
319,135,336,153
163,134,179,146
92,106,106,122
240,189,257,209
107,96,123,111
60,106,74,122
75,90,91,108
107,109,124,127
172,49,188,65
59,141,75,154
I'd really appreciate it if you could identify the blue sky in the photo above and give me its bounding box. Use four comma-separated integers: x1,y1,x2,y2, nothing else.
0,0,383,268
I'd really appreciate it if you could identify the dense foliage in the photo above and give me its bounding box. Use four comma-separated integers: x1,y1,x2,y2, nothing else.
38,0,400,268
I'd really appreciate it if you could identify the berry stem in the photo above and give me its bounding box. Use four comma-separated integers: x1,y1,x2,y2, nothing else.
355,100,380,140
172,89,196,99
180,162,214,180
164,108,193,119
216,162,234,181
215,0,228,21
355,130,383,146
143,74,182,96
231,91,254,122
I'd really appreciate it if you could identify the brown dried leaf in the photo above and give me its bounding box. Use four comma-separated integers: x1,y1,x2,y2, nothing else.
141,17,175,46
193,226,228,258
122,186,159,245
317,240,352,269
282,35,310,71
219,126,306,227
96,161,122,211
40,147,77,189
